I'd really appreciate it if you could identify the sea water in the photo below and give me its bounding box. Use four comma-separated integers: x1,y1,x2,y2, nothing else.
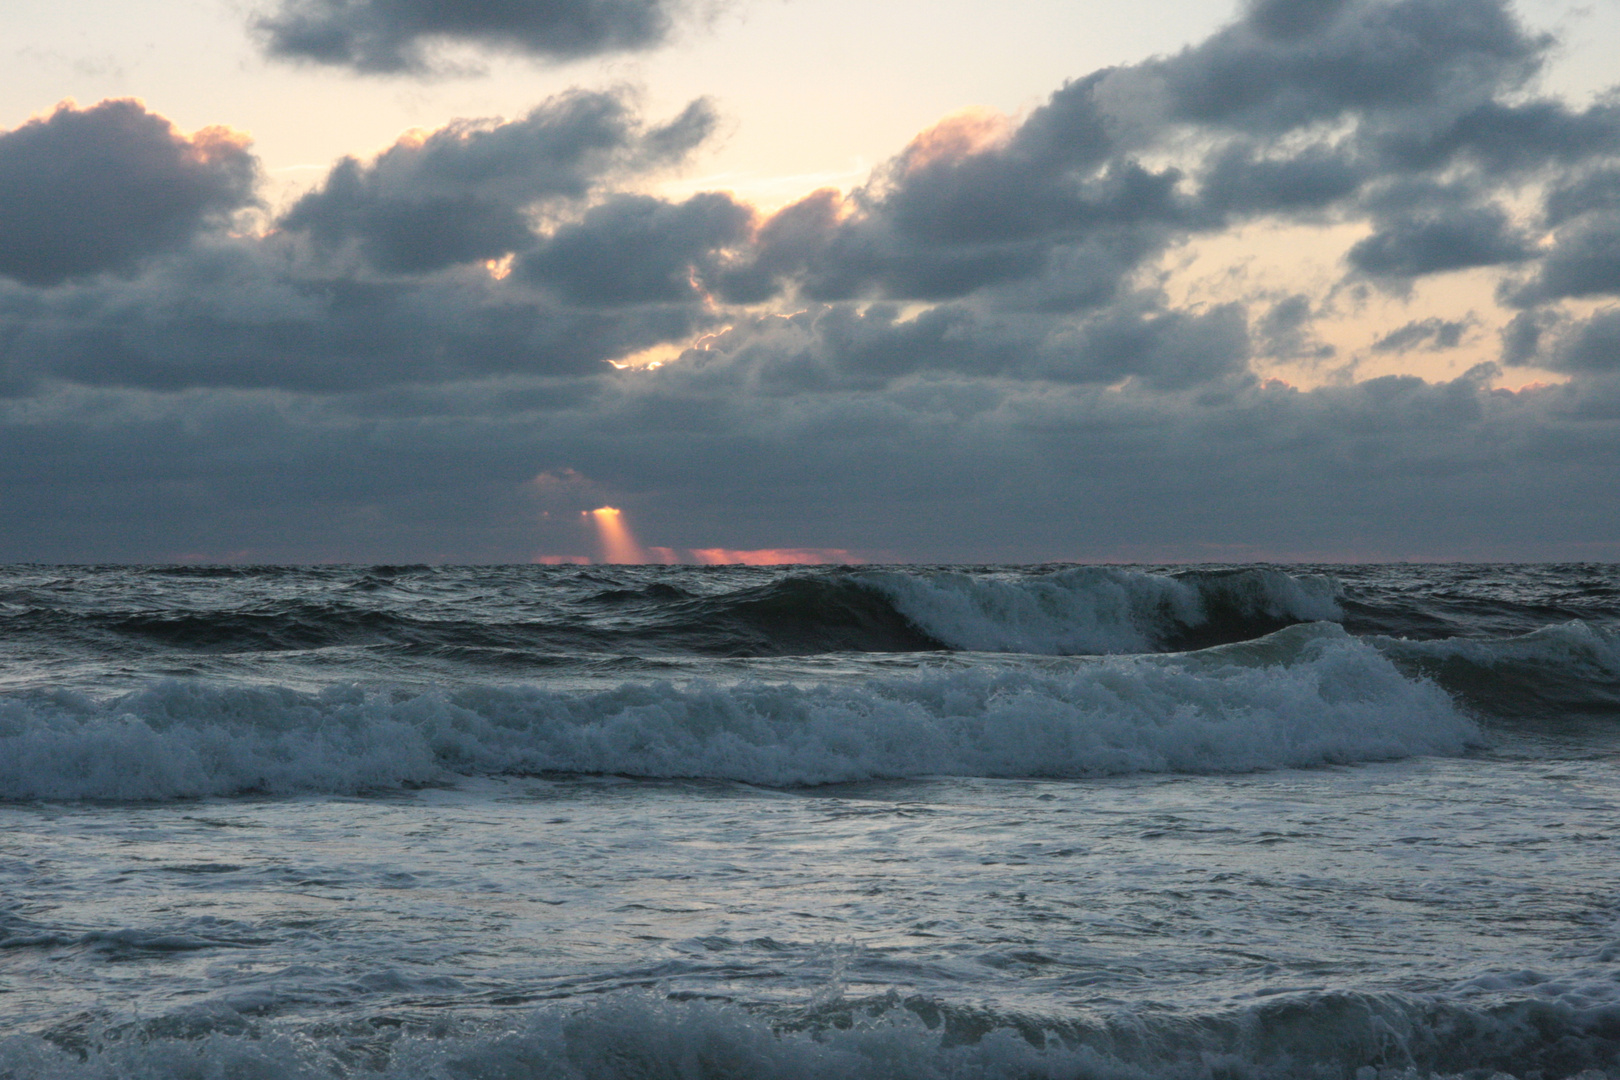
1,564,1617,1079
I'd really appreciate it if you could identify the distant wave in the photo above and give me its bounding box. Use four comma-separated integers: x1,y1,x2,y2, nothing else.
0,625,1476,800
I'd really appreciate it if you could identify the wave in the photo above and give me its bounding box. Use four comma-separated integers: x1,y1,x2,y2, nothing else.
1374,620,1620,721
0,565,1343,662
0,625,1477,800
8,982,1620,1080
852,566,1343,654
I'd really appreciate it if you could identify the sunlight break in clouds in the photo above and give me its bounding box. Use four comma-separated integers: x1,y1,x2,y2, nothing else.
587,507,648,563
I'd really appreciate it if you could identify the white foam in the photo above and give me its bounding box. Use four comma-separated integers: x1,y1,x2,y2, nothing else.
5,985,1619,1080
854,567,1343,654
0,625,1476,801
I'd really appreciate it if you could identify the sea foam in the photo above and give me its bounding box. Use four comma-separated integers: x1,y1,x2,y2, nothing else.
0,625,1476,800
5,983,1620,1080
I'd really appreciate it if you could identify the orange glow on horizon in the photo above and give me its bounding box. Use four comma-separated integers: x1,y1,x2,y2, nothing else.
586,506,648,563
689,547,855,566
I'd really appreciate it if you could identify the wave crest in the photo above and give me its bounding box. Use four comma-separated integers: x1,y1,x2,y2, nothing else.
0,625,1474,800
854,566,1343,654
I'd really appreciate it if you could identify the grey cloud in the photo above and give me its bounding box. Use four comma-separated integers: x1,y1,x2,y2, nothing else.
1348,202,1534,279
1510,214,1620,305
0,240,720,394
1541,308,1620,374
254,0,687,74
1375,98,1620,175
280,92,716,274
1159,0,1546,134
1497,308,1560,366
1197,144,1367,216
665,298,1250,394
1545,166,1620,226
1372,316,1471,352
4,356,1617,562
1256,295,1337,361
0,100,257,287
522,192,752,306
1244,0,1356,43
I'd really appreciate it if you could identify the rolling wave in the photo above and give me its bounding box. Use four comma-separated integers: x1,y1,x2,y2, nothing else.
1375,619,1620,721
852,566,1342,654
0,625,1476,800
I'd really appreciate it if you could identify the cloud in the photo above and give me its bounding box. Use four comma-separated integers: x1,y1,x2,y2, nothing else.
1255,295,1337,361
1372,316,1472,352
709,0,1580,318
5,355,1618,563
280,92,716,274
7,0,1620,559
0,100,257,287
521,191,753,306
1158,0,1545,134
1348,200,1534,280
1510,214,1620,305
254,0,692,73
1533,307,1620,374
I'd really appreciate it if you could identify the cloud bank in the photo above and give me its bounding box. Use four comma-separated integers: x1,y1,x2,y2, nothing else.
3,0,1619,561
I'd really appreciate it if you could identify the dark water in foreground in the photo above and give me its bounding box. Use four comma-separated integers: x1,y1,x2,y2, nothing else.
1,563,1617,1079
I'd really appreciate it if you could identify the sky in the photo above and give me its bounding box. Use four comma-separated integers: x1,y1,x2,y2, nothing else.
3,0,1620,564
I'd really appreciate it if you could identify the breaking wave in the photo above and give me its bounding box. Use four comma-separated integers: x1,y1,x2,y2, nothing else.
0,624,1476,800
8,979,1620,1080
851,566,1343,654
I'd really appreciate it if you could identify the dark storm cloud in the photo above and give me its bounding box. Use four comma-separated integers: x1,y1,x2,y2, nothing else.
0,100,257,287
254,0,688,73
280,93,716,274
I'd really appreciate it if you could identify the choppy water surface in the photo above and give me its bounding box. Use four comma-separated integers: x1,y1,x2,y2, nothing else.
1,564,1618,1079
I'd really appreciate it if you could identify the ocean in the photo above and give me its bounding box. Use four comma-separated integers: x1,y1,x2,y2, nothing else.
1,563,1617,1079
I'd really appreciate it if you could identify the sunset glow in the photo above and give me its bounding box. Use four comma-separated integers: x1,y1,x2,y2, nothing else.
587,507,648,564
689,547,855,566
